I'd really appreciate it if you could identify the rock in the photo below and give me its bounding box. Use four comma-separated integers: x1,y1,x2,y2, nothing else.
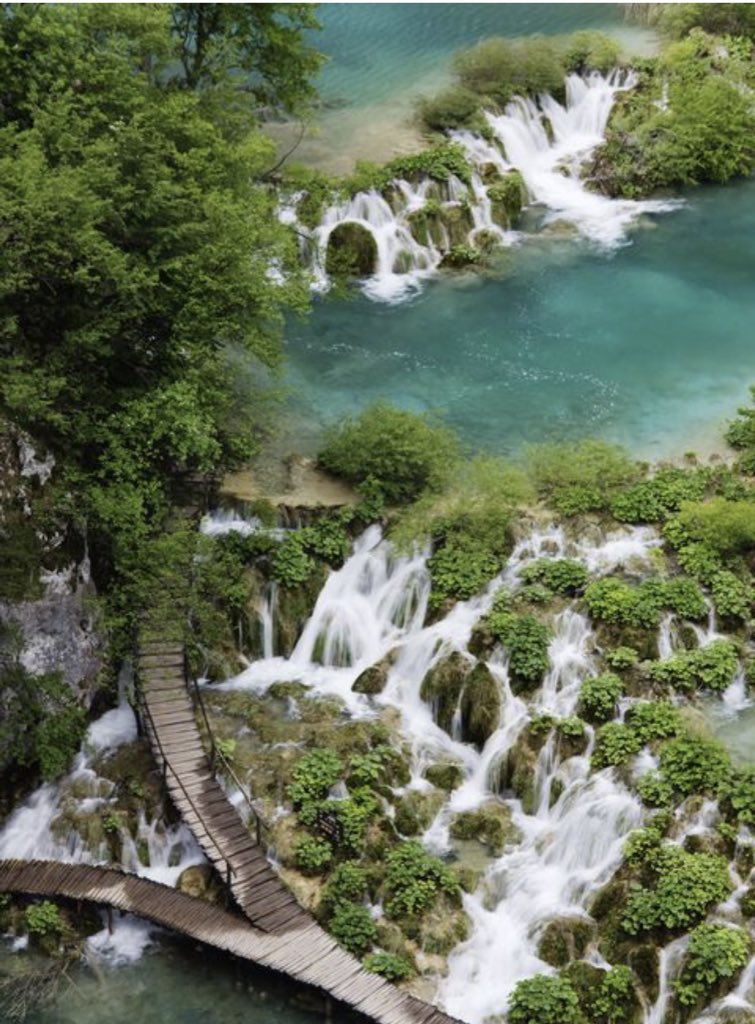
420,652,472,735
394,790,445,837
449,800,520,855
424,762,464,791
497,729,540,814
419,900,470,955
537,916,595,967
561,961,606,1015
325,222,378,277
274,565,328,657
352,648,399,695
460,661,501,749
177,864,217,901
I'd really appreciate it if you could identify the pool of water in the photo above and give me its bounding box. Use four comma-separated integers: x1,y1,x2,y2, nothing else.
284,177,755,460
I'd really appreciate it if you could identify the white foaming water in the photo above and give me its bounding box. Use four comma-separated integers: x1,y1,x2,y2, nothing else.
291,71,680,303
216,523,675,1021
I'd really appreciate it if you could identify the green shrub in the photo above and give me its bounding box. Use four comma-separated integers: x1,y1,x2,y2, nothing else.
611,468,709,523
675,542,722,584
622,846,731,934
527,439,636,515
636,772,675,807
658,735,731,797
625,701,682,743
592,964,638,1024
710,569,752,622
384,841,460,920
322,862,368,911
578,673,623,723
661,577,708,620
416,86,481,132
726,385,755,450
287,749,344,808
623,825,665,866
720,766,755,824
592,723,642,769
675,924,750,1006
299,516,352,567
363,951,415,981
329,901,377,955
520,558,588,595
605,646,639,670
487,172,527,220
486,610,551,688
271,535,315,588
673,498,755,555
428,535,502,604
648,639,738,692
584,578,660,629
452,35,565,105
295,835,333,875
508,974,582,1024
25,901,63,936
318,404,460,503
559,30,622,73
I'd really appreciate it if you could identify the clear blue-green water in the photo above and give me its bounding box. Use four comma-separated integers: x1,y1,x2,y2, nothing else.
285,177,755,459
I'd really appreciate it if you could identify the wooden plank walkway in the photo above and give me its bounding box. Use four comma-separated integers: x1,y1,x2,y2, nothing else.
135,640,460,1024
0,859,459,1024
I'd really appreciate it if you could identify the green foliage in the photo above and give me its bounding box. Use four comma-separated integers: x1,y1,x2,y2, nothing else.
591,965,637,1024
622,845,731,934
0,662,86,782
559,31,622,73
270,535,315,588
726,385,755,450
416,86,482,132
661,577,708,620
675,924,750,1006
610,468,710,523
657,5,755,41
675,542,723,584
287,749,344,808
25,901,63,937
625,701,682,744
345,143,473,193
636,772,675,807
453,36,565,106
318,403,460,503
294,835,333,875
322,862,368,911
508,974,582,1024
719,766,755,824
328,901,377,955
527,440,637,515
520,559,588,596
673,498,755,555
648,640,739,693
486,610,551,688
592,31,755,196
578,673,623,723
363,951,415,982
487,172,527,220
441,243,483,268
710,569,752,622
605,646,639,670
658,735,731,796
623,825,665,867
428,535,501,604
384,841,460,920
583,578,660,630
592,723,642,769
299,515,352,567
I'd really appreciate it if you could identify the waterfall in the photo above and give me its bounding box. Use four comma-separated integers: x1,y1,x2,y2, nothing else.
260,581,278,660
288,71,681,303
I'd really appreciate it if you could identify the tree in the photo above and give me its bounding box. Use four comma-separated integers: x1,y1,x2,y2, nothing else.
0,4,318,585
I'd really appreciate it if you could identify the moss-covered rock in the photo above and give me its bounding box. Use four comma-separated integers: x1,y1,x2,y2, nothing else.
418,899,470,955
424,762,464,791
460,661,501,749
274,565,328,657
177,863,219,902
449,800,520,855
488,170,526,227
497,727,542,814
325,223,378,278
394,789,445,837
352,648,399,695
420,651,472,735
537,916,595,967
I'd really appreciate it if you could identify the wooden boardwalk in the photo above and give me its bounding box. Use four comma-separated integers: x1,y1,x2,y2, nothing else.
135,640,460,1024
0,859,458,1024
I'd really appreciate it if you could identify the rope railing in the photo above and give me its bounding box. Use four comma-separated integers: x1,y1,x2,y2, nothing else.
190,675,267,846
136,685,237,887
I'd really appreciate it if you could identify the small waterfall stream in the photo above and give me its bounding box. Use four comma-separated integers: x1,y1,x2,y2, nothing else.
288,71,680,302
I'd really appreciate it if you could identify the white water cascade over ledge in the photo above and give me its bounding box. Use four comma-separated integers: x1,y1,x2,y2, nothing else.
285,71,681,303
212,520,754,1024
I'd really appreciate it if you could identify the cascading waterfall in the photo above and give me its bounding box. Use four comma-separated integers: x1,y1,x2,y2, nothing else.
289,71,681,303
216,520,721,1023
0,700,205,963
